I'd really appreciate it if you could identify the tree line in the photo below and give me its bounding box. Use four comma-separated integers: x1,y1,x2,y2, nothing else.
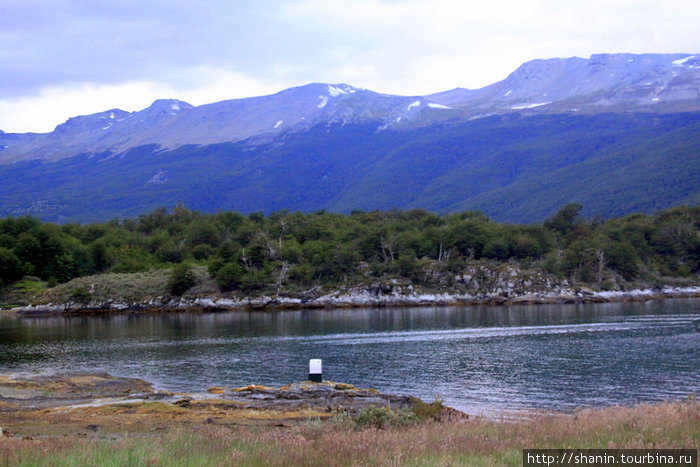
1,204,698,295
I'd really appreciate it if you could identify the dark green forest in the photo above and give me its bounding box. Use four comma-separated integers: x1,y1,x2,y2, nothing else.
2,112,699,224
0,204,698,302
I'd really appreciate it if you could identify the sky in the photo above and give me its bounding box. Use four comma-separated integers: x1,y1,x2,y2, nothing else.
1,0,698,133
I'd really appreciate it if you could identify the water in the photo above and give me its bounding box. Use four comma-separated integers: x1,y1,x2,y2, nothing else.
1,299,698,415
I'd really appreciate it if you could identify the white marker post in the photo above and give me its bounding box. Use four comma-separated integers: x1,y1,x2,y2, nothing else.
309,359,322,382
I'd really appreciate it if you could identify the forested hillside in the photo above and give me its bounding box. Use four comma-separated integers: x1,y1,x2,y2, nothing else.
1,205,698,305
1,112,698,223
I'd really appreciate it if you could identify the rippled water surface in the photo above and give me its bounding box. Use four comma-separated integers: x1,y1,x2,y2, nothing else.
1,299,698,415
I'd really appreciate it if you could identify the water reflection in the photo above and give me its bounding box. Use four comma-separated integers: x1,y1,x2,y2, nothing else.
0,299,698,415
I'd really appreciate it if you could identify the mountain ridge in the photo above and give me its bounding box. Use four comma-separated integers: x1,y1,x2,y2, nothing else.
1,53,698,163
0,52,698,223
1,111,698,223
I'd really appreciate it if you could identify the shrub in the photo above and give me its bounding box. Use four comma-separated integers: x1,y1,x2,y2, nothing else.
191,244,215,261
410,396,445,420
215,262,243,292
0,247,23,286
168,263,196,296
354,405,417,429
70,286,92,304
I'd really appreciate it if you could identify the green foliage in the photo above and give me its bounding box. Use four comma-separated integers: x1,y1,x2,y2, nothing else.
2,113,698,226
0,247,23,286
0,204,697,295
410,396,446,420
70,286,92,304
167,263,196,296
214,262,244,292
238,268,269,294
191,244,214,260
354,405,418,429
544,203,584,235
483,237,510,261
0,277,45,306
603,241,640,280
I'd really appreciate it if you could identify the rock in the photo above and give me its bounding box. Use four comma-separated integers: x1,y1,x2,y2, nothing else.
232,384,274,392
333,383,355,390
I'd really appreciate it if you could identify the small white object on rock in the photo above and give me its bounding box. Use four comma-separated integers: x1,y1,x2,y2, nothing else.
309,359,322,382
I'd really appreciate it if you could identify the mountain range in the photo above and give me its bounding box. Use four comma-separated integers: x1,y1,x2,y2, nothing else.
1,53,699,223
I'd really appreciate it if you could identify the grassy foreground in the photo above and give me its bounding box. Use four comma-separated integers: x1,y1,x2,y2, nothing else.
1,400,697,466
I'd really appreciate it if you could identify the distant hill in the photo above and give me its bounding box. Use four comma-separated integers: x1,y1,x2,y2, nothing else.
0,53,698,222
0,111,698,223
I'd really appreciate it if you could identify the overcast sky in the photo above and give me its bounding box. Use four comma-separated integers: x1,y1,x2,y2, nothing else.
1,0,698,133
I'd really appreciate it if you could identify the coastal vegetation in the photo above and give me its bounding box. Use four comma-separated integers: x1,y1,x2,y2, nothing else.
1,400,697,466
1,204,698,307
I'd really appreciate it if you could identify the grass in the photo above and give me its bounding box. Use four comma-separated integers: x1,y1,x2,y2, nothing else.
0,278,46,308
1,400,697,466
33,266,214,305
33,270,171,305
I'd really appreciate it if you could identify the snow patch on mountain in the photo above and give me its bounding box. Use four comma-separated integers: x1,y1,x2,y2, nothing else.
328,85,346,97
146,169,168,185
510,102,551,110
672,55,695,66
1,54,699,165
328,84,357,96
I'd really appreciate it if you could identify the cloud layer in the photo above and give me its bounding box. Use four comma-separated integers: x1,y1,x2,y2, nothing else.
1,0,698,132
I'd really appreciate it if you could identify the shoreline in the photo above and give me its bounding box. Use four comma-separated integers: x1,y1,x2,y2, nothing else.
1,372,697,465
0,372,465,433
10,285,700,316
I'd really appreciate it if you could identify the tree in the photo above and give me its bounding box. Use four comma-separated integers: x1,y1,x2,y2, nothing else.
544,203,584,235
0,247,23,286
168,263,196,296
215,262,244,292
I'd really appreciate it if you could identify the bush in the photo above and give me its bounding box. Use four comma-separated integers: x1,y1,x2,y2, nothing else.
239,269,269,294
0,278,45,307
354,405,417,429
191,244,214,260
410,396,445,420
70,286,92,304
0,247,23,286
168,263,196,296
215,262,244,292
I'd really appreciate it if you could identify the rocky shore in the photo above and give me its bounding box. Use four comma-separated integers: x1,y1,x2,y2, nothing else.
1,373,695,466
0,373,463,438
10,285,700,315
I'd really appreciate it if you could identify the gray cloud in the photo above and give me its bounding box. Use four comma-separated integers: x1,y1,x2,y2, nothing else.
1,0,698,132
0,0,313,96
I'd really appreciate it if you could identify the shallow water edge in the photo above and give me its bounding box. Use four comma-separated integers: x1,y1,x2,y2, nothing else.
10,285,700,315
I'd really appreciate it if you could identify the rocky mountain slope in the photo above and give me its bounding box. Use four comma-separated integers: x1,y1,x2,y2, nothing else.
0,84,450,162
1,53,697,164
428,53,700,114
0,53,698,223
